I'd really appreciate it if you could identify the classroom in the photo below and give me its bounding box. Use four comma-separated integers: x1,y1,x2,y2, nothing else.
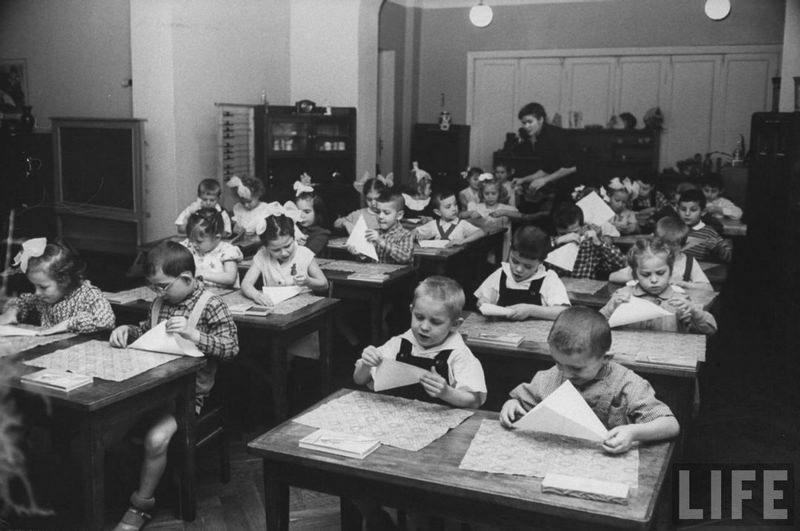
0,0,797,530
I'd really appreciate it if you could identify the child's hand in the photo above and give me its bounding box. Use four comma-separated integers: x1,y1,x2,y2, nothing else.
608,290,631,312
359,346,382,367
668,296,700,323
583,227,601,246
166,316,201,343
602,425,639,454
499,399,526,428
109,326,130,348
364,229,380,244
506,304,532,321
345,243,360,256
420,367,449,399
252,292,274,307
296,232,308,246
293,274,309,287
446,238,464,247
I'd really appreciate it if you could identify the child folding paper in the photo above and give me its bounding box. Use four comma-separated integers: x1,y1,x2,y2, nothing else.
129,321,204,357
373,359,429,391
607,297,672,328
545,242,579,272
576,192,615,227
513,380,608,442
346,215,379,261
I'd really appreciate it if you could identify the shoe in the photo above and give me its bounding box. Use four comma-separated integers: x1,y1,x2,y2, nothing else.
113,506,151,531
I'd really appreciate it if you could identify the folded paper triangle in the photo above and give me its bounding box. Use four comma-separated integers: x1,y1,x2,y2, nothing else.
373,359,429,391
576,192,615,226
513,380,608,442
346,215,379,261
545,243,579,272
262,285,305,305
478,303,513,317
608,297,672,328
129,321,204,357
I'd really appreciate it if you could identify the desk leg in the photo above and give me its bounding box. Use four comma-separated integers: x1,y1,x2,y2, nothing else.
319,314,332,395
175,375,197,521
270,336,290,423
263,460,289,531
80,415,104,531
340,497,362,531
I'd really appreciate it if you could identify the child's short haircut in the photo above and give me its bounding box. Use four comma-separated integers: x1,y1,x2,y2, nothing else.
548,306,611,358
431,189,456,211
296,191,328,227
655,216,689,246
377,190,405,211
259,214,296,245
553,203,584,229
699,172,724,189
678,188,706,210
186,208,225,239
511,224,550,260
239,175,266,201
518,102,546,121
27,241,86,292
413,276,465,321
197,179,222,196
627,236,674,272
145,241,195,278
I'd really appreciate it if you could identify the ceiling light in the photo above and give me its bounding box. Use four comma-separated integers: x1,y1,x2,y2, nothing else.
470,1,493,28
704,0,731,21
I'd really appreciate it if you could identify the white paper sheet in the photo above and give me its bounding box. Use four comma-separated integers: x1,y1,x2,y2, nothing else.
129,321,204,357
418,240,449,249
0,325,39,337
346,215,379,261
262,285,305,305
513,380,608,442
576,192,616,226
478,303,513,317
373,359,429,391
545,243,580,272
608,297,672,328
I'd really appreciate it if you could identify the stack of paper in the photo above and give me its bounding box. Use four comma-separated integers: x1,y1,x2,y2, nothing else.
513,380,608,442
346,215,379,261
21,369,93,392
299,428,381,459
608,298,672,328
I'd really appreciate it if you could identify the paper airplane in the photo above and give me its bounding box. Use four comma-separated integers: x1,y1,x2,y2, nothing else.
545,243,579,272
0,325,39,337
479,303,513,317
608,297,672,328
129,321,204,357
418,239,449,249
373,359,429,391
346,215,379,261
262,285,305,305
576,192,615,226
513,380,608,442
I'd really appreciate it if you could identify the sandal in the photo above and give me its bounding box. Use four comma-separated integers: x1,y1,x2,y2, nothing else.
113,506,152,531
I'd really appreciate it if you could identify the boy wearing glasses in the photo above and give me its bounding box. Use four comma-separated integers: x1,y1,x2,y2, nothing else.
109,241,238,531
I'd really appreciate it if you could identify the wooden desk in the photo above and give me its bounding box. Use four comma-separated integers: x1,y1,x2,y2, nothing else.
562,278,718,311
9,334,205,531
248,389,675,531
110,293,339,423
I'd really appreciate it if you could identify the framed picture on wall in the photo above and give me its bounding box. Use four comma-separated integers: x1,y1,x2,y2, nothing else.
0,59,28,114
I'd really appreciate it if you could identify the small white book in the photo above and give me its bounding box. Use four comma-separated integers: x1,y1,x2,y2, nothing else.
299,429,381,459
418,239,449,249
21,369,93,392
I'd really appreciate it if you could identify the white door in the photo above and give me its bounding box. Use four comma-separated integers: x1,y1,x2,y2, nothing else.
519,58,564,125
470,59,518,169
617,56,668,130
378,50,395,176
563,57,616,128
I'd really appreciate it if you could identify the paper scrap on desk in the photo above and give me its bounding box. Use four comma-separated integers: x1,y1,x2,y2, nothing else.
346,215,379,261
545,243,579,272
373,359,429,391
479,303,513,318
576,192,615,226
513,380,608,442
418,239,449,249
0,325,39,337
129,321,204,357
262,285,305,305
608,297,672,328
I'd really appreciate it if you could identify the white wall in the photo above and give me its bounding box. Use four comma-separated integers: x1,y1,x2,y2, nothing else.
779,0,800,111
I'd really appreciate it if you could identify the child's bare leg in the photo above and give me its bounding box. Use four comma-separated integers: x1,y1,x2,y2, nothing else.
137,412,177,497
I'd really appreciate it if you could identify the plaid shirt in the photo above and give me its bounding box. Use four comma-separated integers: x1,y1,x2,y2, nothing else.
9,280,115,333
632,190,669,211
377,223,414,264
551,239,627,279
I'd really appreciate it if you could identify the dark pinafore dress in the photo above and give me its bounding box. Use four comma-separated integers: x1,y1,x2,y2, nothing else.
496,270,544,306
379,338,452,403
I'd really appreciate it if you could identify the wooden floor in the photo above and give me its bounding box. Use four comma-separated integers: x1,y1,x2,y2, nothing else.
7,246,800,531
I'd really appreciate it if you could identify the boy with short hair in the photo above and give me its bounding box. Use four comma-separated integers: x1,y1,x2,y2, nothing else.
413,189,486,246
475,224,570,320
549,204,627,279
175,179,232,236
349,190,414,264
678,189,732,263
354,275,487,408
500,306,679,454
109,241,239,531
700,172,743,220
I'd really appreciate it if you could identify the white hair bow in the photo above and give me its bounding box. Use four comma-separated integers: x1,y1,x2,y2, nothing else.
571,185,586,201
411,162,431,183
226,175,252,201
254,201,302,235
353,171,394,194
294,181,314,196
460,166,470,180
607,177,638,197
478,173,494,182
14,237,47,273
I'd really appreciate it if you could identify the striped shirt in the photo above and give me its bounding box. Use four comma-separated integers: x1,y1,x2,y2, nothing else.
684,222,732,263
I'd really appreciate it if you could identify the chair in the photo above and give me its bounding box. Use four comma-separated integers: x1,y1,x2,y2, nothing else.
194,402,230,484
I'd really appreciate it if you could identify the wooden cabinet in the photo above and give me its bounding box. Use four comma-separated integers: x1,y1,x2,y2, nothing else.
410,124,470,192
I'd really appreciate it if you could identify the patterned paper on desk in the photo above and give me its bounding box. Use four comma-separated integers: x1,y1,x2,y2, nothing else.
461,313,552,344
293,390,474,451
222,290,324,316
0,332,77,356
459,419,639,488
321,260,407,274
24,340,176,382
